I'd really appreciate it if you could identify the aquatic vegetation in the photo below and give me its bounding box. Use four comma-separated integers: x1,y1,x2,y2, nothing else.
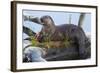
30,34,72,49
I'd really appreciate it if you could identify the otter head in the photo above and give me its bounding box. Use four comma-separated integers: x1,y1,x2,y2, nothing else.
40,15,55,27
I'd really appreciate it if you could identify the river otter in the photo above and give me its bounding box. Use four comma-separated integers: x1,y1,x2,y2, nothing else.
27,15,90,60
